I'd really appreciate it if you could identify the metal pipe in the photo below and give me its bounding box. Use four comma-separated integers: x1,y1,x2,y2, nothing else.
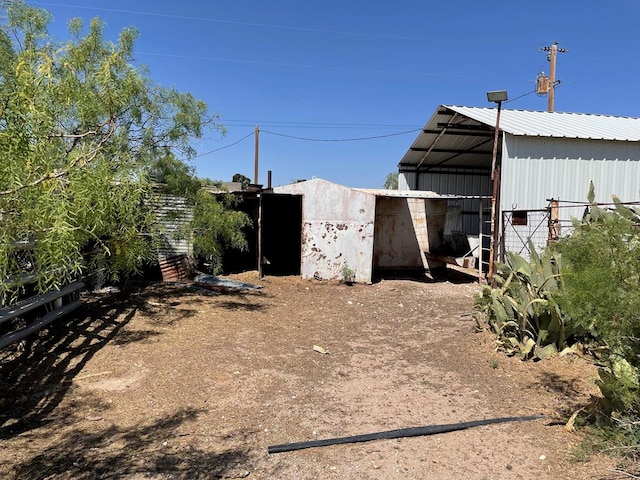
488,101,503,281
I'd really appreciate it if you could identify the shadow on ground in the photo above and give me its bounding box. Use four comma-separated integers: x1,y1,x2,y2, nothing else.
9,407,251,480
374,266,480,284
0,283,267,439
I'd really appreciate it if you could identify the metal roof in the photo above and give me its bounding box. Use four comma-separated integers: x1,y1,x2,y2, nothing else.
399,105,640,171
355,188,482,200
446,105,640,141
355,188,440,198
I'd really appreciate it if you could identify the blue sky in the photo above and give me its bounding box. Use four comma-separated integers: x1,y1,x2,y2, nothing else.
31,1,640,188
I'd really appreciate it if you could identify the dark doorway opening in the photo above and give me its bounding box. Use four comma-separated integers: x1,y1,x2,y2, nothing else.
261,194,302,275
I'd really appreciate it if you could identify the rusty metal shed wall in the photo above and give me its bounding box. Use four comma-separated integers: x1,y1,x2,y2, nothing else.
273,179,376,283
373,197,448,269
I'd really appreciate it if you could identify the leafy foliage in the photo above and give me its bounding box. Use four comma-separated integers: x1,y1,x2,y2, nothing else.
383,172,398,190
152,155,251,274
341,262,355,284
232,173,251,190
476,183,640,464
0,1,219,300
555,184,640,417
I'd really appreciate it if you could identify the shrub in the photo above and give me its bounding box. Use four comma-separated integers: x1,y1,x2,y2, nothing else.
554,187,640,417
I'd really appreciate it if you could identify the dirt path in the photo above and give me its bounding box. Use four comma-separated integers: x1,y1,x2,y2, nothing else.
0,273,616,479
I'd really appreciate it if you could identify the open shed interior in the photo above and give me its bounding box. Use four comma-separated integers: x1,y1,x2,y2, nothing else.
398,105,496,237
260,193,302,276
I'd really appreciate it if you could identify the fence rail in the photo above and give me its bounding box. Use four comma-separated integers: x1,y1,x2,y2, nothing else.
0,279,84,350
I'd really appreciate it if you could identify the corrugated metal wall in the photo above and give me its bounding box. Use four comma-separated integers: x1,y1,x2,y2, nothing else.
152,194,193,260
501,135,640,226
399,170,491,235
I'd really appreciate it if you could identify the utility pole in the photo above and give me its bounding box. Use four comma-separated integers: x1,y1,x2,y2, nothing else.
254,125,260,185
542,42,567,112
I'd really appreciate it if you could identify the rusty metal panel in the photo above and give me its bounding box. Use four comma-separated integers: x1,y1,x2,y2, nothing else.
274,179,376,282
274,178,374,222
372,197,449,270
301,221,374,283
373,197,422,269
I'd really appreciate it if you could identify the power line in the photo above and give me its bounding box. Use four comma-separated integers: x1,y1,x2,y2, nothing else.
504,88,538,105
196,131,254,158
196,126,423,156
136,51,481,79
34,2,422,41
261,128,422,142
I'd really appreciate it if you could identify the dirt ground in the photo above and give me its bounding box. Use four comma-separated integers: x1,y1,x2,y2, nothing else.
0,271,621,479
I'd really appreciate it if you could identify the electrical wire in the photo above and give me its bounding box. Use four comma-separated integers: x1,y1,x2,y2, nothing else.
196,131,254,157
261,128,422,142
136,51,478,79
195,126,422,156
504,88,538,105
34,2,422,41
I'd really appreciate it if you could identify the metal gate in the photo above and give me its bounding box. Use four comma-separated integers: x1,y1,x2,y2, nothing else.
501,208,551,260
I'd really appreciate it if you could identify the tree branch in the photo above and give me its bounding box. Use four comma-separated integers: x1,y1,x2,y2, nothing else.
0,118,115,196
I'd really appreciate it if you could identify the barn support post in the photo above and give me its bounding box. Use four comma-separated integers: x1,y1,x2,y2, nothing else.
478,197,483,282
257,192,263,278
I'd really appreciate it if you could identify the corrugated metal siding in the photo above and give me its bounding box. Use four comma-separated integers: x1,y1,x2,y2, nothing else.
501,135,640,226
152,194,194,260
446,106,640,141
418,170,491,235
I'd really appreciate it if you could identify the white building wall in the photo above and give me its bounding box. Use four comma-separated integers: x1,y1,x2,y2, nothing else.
273,179,376,283
398,172,414,190
501,135,640,226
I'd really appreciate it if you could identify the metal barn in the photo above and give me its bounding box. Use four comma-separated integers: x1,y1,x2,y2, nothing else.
398,105,640,262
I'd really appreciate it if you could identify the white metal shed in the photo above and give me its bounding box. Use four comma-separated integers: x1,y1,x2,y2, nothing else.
398,105,640,261
272,178,478,283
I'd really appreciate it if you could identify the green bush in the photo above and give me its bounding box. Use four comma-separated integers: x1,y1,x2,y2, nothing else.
477,184,640,465
554,186,640,417
152,155,251,274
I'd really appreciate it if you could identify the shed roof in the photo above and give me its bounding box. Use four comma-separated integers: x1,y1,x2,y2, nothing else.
399,105,640,171
446,105,640,141
275,178,477,199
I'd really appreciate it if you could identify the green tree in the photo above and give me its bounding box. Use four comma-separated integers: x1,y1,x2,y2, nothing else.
153,155,251,273
0,1,220,299
383,172,398,189
232,173,251,189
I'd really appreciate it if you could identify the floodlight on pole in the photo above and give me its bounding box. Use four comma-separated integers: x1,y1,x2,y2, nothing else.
487,90,507,283
486,90,508,103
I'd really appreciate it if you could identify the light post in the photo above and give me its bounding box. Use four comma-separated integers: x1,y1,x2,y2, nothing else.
486,90,507,282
